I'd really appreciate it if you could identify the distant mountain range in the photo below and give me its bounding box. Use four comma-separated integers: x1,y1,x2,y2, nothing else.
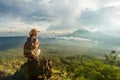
0,28,120,52
64,28,120,44
0,36,26,51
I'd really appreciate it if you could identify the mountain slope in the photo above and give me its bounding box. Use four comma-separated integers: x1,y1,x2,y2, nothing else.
65,28,120,43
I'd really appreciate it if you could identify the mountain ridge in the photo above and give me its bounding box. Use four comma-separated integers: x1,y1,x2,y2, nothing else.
64,28,120,42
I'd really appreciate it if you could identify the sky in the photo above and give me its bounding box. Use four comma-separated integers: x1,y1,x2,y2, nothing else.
0,0,120,36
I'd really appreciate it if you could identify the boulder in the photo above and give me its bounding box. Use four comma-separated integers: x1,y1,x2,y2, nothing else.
14,56,52,80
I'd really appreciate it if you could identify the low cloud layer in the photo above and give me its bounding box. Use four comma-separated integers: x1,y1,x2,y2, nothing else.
58,36,99,43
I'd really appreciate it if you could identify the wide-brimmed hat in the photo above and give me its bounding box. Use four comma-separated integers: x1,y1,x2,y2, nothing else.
29,28,40,35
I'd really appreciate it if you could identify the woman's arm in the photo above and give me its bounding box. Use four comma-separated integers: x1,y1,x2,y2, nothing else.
33,38,40,49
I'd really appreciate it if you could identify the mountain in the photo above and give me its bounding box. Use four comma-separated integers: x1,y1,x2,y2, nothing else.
0,30,120,57
0,36,26,51
65,28,120,43
0,36,56,51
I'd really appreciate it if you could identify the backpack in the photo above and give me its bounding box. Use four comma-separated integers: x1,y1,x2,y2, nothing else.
23,37,34,58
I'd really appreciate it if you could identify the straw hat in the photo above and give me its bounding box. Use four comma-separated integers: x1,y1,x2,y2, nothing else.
29,28,40,35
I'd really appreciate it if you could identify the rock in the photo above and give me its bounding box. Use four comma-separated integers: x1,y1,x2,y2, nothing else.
13,56,52,80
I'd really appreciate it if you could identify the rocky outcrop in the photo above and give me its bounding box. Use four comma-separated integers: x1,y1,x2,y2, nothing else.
13,56,52,80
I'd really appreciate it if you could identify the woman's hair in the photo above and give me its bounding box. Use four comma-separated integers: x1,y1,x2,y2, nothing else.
29,31,34,37
29,28,39,37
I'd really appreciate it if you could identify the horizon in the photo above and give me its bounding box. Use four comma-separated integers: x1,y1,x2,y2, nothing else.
0,28,119,38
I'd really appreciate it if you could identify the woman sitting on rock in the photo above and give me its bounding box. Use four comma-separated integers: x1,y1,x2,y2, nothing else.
24,28,41,60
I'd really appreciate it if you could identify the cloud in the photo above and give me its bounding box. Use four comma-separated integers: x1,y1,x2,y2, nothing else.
57,36,99,43
79,6,120,36
0,0,120,36
0,0,78,35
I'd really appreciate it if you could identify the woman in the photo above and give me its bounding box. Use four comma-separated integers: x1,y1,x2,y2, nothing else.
24,28,41,60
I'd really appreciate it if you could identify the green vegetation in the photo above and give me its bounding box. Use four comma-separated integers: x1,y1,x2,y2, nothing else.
74,60,120,80
50,55,120,80
0,58,26,75
0,51,120,80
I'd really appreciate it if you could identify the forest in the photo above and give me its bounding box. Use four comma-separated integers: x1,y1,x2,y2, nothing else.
0,51,120,80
